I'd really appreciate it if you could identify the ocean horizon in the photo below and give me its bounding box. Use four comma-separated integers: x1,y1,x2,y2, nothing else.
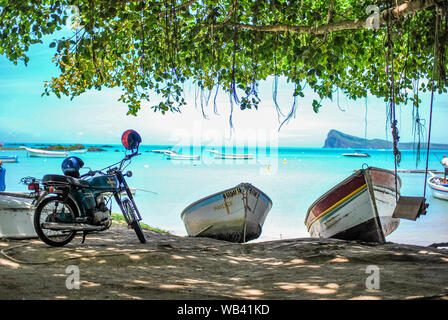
1,145,447,246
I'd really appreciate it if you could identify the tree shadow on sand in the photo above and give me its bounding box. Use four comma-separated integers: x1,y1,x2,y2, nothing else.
0,226,447,300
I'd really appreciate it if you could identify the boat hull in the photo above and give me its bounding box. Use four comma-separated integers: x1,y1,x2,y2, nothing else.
342,153,370,158
428,177,448,200
181,183,272,243
213,155,253,160
166,155,200,160
209,150,253,160
164,151,200,160
0,156,18,163
26,148,69,158
0,194,37,239
70,149,88,154
305,167,400,243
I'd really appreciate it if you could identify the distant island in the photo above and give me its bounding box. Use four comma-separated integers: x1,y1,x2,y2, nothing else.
0,144,106,152
323,130,448,149
45,144,106,152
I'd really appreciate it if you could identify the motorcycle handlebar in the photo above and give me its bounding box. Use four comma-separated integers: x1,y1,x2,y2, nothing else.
124,152,141,161
79,151,141,178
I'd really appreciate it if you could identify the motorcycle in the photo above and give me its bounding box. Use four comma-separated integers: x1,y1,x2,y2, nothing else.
32,130,146,247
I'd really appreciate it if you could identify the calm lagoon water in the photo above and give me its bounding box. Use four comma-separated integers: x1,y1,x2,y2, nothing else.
1,144,447,246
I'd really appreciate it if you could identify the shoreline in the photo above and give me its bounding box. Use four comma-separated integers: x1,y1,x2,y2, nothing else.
0,225,447,300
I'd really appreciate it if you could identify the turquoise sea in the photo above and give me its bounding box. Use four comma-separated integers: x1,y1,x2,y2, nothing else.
1,144,447,246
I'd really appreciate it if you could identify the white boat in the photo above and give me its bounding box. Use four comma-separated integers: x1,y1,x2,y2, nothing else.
305,167,401,243
70,149,88,154
181,183,273,243
0,192,38,239
151,149,172,154
428,172,448,201
342,152,370,157
209,150,253,160
164,150,200,160
0,155,18,163
26,148,69,158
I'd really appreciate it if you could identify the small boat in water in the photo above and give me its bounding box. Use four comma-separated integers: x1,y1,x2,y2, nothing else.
70,149,88,154
0,192,38,239
181,183,273,243
151,149,172,154
0,155,18,163
164,150,200,160
342,152,370,157
209,150,253,160
305,167,401,243
26,147,69,158
428,172,448,201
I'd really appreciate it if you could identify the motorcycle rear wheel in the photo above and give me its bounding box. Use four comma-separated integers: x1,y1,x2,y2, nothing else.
34,196,78,247
122,198,146,244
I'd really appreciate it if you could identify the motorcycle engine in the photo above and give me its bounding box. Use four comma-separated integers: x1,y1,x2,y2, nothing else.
92,196,111,225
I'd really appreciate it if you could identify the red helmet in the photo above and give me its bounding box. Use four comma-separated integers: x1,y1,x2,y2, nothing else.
121,130,142,150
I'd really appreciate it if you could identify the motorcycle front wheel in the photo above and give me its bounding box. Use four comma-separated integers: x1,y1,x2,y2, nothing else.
33,196,78,247
122,198,146,244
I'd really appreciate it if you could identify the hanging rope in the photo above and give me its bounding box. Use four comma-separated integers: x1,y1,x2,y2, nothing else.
385,0,400,201
423,5,441,199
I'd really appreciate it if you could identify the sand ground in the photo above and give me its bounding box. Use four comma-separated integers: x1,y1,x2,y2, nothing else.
0,225,447,300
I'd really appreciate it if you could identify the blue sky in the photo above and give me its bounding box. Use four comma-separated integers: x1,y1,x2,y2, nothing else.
0,34,447,147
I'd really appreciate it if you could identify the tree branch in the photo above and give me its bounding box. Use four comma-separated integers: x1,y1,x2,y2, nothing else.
225,0,444,34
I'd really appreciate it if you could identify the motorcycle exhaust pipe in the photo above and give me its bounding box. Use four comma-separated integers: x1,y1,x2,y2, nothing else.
41,222,104,232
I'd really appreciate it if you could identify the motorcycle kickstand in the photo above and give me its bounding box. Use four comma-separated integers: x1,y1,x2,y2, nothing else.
79,231,88,245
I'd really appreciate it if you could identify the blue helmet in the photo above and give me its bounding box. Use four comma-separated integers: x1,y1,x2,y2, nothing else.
61,156,84,178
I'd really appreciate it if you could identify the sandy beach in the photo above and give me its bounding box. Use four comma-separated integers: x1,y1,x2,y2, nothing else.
0,225,447,300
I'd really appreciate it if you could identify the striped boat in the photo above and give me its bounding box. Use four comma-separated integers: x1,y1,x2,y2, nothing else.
305,167,401,243
428,172,448,201
181,183,273,243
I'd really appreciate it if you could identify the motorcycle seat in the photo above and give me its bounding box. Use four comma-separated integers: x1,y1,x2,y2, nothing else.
42,174,91,188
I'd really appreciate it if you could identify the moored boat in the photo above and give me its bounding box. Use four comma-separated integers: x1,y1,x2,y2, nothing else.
151,148,173,154
305,167,401,243
70,148,88,154
209,150,253,160
0,155,18,163
26,147,69,158
0,192,38,239
342,152,370,157
428,172,448,201
181,183,273,243
164,150,200,160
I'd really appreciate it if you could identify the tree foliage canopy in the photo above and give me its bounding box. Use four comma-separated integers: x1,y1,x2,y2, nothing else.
0,0,447,125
